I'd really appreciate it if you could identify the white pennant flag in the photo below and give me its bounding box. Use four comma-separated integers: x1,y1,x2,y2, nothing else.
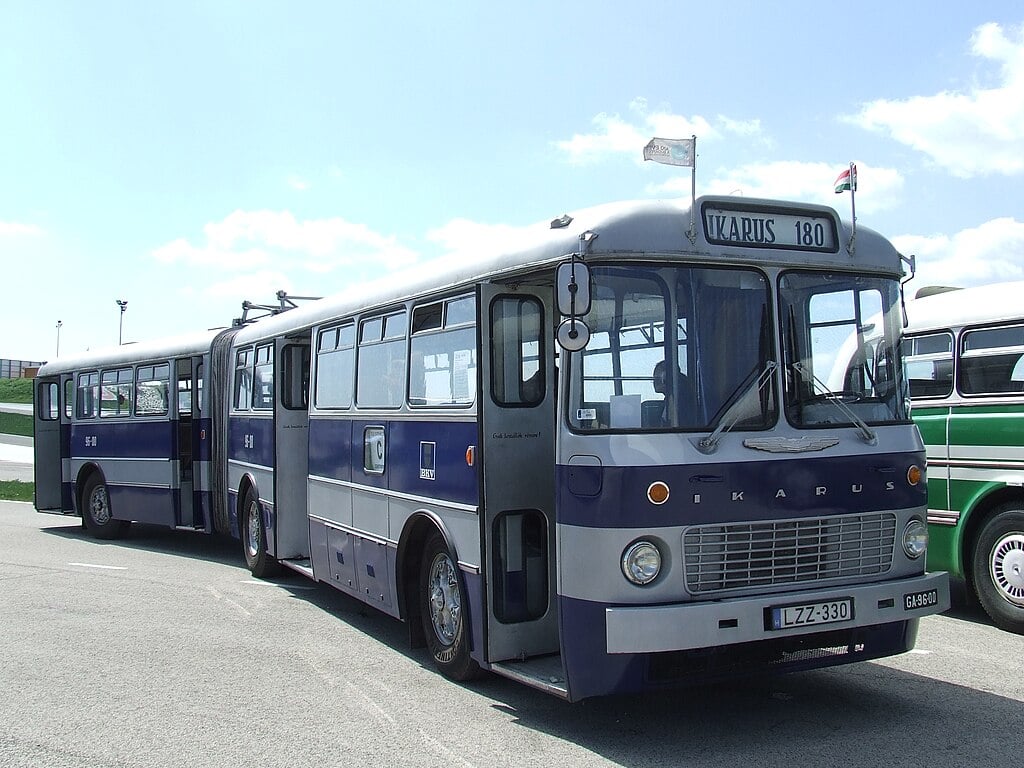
643,137,695,167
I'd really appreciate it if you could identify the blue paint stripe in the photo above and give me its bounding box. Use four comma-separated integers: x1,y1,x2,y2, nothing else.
309,417,478,506
557,451,927,528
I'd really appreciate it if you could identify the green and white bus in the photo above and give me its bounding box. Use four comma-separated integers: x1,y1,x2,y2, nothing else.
904,282,1024,634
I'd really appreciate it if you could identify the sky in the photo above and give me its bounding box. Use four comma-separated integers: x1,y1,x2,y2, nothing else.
3,1,1024,362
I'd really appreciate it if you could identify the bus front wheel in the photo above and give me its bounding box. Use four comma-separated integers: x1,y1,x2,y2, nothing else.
241,489,279,578
972,505,1024,635
419,532,480,681
81,475,129,540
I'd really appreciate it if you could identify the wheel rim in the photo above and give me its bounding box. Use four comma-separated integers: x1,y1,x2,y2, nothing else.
246,500,262,558
89,485,111,525
990,532,1024,607
427,552,461,647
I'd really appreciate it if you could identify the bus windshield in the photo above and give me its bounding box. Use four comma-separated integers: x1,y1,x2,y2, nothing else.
568,264,775,432
780,271,909,427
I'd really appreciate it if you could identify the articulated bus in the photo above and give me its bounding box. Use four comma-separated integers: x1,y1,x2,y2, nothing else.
903,281,1024,634
34,196,950,701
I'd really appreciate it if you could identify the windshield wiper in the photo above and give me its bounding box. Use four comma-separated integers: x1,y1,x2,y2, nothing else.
791,361,877,445
695,360,777,454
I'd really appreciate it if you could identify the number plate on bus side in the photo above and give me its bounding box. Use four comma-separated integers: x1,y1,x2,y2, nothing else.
903,589,939,611
767,598,854,630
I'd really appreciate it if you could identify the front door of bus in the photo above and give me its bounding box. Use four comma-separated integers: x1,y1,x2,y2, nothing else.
33,376,66,511
479,282,559,662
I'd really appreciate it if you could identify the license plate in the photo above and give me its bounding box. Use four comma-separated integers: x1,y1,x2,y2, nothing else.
903,588,939,611
769,598,853,630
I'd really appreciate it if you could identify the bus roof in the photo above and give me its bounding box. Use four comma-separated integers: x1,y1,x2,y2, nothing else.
231,195,899,346
905,280,1024,332
38,328,224,377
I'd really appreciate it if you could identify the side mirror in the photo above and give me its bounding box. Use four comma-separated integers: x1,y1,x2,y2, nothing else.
557,318,590,351
556,261,592,317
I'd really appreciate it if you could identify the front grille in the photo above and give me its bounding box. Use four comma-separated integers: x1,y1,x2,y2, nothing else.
683,512,896,595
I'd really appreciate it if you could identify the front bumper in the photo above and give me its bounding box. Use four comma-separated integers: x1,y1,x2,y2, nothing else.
606,571,949,653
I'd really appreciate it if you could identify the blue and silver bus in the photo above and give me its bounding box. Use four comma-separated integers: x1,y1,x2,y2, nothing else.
33,196,950,701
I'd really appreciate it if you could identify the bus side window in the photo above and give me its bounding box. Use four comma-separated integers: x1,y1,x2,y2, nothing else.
960,324,1024,396
357,312,407,409
281,343,311,410
233,349,252,411
64,378,74,419
490,296,544,407
906,332,954,400
252,345,274,410
37,381,59,421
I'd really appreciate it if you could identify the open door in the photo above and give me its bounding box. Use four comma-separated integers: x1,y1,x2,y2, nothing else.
33,376,66,511
478,281,559,665
274,336,312,566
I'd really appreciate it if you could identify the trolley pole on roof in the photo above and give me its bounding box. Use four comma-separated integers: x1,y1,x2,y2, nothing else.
55,320,62,357
116,299,128,344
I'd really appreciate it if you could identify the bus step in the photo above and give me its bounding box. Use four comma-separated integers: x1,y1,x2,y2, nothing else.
280,558,314,580
490,655,569,699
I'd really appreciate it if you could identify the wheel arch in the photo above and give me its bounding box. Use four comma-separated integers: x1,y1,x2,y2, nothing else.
396,510,462,647
74,463,106,517
233,472,260,540
961,485,1024,590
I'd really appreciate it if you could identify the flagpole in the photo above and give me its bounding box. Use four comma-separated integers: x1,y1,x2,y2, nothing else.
688,134,698,244
847,161,857,256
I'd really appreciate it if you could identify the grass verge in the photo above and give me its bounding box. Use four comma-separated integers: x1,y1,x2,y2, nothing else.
0,411,33,437
0,480,33,502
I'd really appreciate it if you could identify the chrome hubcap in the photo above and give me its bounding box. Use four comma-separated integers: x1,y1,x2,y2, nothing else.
427,553,461,646
246,501,261,558
89,486,111,525
991,532,1024,607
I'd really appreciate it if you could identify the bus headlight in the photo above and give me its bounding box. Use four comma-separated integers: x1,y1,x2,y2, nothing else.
621,540,662,585
902,519,928,559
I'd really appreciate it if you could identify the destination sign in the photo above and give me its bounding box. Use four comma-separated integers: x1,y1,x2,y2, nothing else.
703,205,839,252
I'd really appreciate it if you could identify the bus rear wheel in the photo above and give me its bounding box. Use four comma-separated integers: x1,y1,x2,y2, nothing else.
972,506,1024,634
241,489,279,578
419,532,480,681
81,475,129,540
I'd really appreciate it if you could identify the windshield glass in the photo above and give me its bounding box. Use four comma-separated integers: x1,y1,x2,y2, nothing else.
780,271,909,427
568,265,775,432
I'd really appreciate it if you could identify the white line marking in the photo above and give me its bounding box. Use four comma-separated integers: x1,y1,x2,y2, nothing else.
68,562,127,570
909,649,932,655
240,580,317,590
205,585,251,617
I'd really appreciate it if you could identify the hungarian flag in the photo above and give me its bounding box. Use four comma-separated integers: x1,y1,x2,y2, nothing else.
834,165,857,193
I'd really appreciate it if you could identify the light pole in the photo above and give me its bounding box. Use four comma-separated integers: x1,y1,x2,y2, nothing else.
116,299,128,344
56,320,62,357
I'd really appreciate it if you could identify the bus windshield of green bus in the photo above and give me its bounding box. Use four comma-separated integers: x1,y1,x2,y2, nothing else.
780,271,909,427
567,265,775,432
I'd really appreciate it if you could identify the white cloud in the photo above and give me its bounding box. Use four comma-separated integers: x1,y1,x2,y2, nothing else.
153,210,420,274
554,98,757,165
287,175,310,191
426,217,543,255
849,22,1024,177
0,221,43,236
206,270,295,301
648,160,904,215
895,217,1024,290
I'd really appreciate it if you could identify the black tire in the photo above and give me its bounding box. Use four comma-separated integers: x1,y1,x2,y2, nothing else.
81,475,129,540
240,489,279,578
971,506,1024,634
419,532,481,681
